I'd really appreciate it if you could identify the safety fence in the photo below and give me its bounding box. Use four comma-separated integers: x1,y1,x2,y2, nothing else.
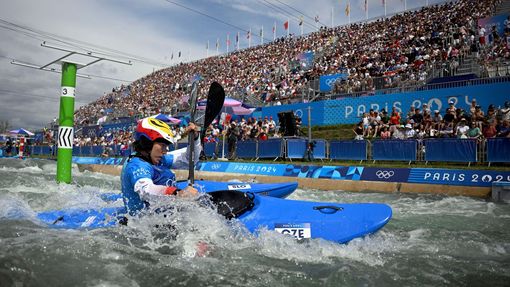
27,138,510,165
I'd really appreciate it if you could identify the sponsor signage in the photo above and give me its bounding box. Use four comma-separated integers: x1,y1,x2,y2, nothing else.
197,162,509,188
319,73,348,92
360,168,410,182
408,168,510,187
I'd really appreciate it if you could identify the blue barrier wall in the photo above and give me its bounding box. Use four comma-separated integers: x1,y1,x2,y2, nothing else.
372,140,417,161
313,139,327,159
236,140,257,159
286,138,307,159
329,140,367,160
487,138,510,163
262,82,510,125
425,139,477,162
257,138,283,159
204,142,217,157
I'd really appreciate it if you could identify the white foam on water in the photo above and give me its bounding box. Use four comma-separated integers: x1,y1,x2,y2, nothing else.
0,194,37,220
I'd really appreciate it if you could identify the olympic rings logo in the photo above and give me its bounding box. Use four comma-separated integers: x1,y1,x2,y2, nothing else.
325,78,340,87
376,170,394,179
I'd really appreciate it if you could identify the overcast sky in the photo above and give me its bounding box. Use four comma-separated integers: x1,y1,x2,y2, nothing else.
0,0,445,131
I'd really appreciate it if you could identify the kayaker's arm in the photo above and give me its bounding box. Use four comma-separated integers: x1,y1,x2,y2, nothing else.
134,178,178,196
163,135,202,169
133,177,198,198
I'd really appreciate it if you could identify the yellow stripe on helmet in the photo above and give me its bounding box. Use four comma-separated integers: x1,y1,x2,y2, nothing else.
147,118,174,137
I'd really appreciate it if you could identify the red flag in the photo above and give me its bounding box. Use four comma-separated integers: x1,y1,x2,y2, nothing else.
283,21,289,30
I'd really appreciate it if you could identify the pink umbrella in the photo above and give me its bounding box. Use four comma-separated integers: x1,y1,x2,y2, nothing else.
231,106,256,115
196,97,242,110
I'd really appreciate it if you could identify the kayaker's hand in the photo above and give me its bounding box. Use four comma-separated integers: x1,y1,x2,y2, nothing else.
186,123,199,133
177,185,198,197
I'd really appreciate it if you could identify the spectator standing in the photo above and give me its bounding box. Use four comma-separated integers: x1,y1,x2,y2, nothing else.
226,122,239,160
482,122,497,138
467,122,482,139
497,120,510,137
500,101,510,122
456,118,469,138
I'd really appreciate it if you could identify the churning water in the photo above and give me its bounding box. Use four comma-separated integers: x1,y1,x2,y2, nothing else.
0,158,509,286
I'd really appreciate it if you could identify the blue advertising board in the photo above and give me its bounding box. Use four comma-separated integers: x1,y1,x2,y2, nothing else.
360,168,410,183
319,73,348,92
408,168,510,187
70,159,510,188
262,82,510,126
478,14,509,37
197,161,510,188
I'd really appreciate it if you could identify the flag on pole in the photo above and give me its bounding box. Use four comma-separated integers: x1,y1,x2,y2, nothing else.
171,52,174,60
364,0,368,20
345,2,350,16
247,30,250,39
236,31,240,50
260,26,263,45
248,28,251,48
299,16,304,35
226,33,230,53
206,41,209,50
314,15,319,23
178,51,181,57
283,21,289,30
273,21,276,41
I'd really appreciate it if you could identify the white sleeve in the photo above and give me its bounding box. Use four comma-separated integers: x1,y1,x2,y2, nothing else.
168,136,202,170
134,178,168,197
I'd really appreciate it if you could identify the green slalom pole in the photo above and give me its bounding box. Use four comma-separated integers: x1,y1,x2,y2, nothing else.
56,62,77,183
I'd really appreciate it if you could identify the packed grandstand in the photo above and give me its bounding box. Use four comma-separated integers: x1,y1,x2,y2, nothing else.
13,0,510,163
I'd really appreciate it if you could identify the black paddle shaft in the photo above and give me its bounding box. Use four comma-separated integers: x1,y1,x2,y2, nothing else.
188,82,225,186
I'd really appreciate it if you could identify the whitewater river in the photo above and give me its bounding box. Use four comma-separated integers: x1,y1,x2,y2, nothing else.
0,158,509,286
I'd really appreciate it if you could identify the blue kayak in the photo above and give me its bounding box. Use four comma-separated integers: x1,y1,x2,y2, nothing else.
99,180,298,202
36,194,392,244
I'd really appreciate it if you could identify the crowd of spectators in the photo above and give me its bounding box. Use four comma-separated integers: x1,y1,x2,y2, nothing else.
353,101,510,141
73,0,503,127
203,116,281,144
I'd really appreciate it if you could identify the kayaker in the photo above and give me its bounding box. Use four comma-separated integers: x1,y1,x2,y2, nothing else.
121,117,201,215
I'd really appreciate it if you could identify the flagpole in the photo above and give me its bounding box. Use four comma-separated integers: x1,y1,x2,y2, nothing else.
365,0,368,21
331,7,334,28
226,33,229,54
301,19,304,36
216,38,219,55
206,40,209,58
273,21,276,41
237,31,240,50
315,15,318,31
287,18,290,37
384,1,387,18
346,1,351,25
261,26,264,45
405,0,407,11
249,28,251,48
